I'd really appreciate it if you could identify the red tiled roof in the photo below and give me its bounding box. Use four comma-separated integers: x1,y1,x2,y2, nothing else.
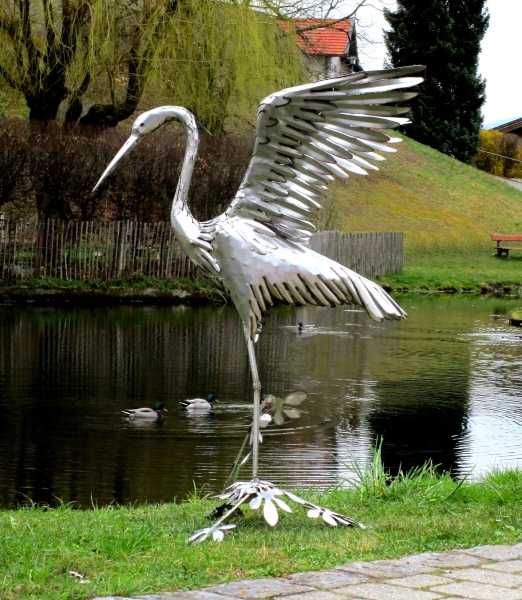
279,19,351,56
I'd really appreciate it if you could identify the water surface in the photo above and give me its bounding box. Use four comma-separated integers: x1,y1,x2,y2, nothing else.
1,295,521,508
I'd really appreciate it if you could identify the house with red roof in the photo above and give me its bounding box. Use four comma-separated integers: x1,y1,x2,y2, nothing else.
280,18,361,80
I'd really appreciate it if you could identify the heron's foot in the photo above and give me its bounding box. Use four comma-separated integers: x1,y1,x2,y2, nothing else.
189,479,365,543
206,502,244,520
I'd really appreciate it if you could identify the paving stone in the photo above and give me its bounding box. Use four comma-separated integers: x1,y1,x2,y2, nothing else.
446,567,522,587
463,545,522,561
204,579,314,599
277,592,349,600
382,574,453,588
136,593,238,600
336,559,433,579
431,582,522,600
484,559,522,574
392,551,483,570
91,597,135,600
286,570,369,588
333,582,443,599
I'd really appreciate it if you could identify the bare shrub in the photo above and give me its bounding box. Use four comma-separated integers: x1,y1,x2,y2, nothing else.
0,118,253,222
0,118,32,217
108,129,253,222
27,124,127,221
189,133,254,221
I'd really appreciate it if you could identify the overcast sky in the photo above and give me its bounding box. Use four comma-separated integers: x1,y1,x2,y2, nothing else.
353,0,521,126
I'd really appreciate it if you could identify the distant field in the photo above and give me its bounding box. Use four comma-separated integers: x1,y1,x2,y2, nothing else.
328,134,522,291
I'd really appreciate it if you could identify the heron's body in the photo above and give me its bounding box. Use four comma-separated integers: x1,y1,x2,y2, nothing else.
96,66,423,483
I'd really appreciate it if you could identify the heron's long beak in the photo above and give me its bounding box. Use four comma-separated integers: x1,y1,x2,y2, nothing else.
93,133,140,192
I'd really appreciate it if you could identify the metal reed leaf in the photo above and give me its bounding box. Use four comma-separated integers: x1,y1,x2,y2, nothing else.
263,498,279,526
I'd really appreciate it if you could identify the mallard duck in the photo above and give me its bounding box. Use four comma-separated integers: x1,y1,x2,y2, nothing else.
181,394,218,411
122,402,167,419
298,322,315,332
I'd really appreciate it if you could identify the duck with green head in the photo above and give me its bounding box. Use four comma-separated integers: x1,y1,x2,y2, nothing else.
122,402,167,419
181,394,218,412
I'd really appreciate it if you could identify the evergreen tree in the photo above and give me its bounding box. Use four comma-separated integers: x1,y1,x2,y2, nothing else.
384,0,488,162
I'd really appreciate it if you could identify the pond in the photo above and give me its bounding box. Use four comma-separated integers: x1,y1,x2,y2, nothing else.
1,295,522,509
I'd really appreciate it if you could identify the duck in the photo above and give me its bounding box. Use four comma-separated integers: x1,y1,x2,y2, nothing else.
122,402,167,419
298,322,315,332
181,394,218,411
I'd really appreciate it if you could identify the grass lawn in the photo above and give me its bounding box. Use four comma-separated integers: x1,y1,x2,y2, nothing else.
1,466,521,600
328,134,522,292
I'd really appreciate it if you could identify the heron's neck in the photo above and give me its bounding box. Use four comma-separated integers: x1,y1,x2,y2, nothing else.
169,108,200,237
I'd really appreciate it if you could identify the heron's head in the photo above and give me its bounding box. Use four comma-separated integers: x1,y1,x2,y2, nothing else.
131,108,176,138
93,107,185,192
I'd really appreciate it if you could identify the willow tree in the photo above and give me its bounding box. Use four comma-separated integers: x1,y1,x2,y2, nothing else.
0,0,306,130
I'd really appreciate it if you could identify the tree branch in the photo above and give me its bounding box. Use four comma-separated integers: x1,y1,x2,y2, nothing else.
256,0,369,27
42,0,57,68
118,0,171,121
18,0,41,84
0,15,16,39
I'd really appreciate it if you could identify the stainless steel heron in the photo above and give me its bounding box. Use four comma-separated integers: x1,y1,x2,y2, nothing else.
94,65,424,541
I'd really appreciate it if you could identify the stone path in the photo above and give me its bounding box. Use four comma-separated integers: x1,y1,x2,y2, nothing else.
94,543,522,600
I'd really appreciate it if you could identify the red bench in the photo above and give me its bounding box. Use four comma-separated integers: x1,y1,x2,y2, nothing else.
492,234,522,257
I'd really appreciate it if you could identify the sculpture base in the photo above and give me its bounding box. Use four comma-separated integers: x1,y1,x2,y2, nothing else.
189,479,365,543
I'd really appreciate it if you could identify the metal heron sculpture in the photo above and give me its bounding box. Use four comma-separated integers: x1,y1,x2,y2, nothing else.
94,65,423,541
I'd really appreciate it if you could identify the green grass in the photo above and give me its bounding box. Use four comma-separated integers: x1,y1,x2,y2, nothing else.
509,307,522,320
1,465,522,600
328,134,522,292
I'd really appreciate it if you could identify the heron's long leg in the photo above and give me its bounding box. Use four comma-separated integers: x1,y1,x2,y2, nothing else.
246,337,261,480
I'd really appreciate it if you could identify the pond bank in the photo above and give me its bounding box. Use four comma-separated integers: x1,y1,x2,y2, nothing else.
0,285,213,306
1,468,522,600
1,279,522,305
0,277,218,306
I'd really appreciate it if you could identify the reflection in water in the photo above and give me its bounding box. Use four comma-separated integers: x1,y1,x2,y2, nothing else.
0,296,522,508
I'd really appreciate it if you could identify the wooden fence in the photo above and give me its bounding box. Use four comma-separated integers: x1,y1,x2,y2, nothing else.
309,231,403,277
0,220,198,281
0,221,403,281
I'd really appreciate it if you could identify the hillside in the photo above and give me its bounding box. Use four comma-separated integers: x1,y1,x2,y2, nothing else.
328,135,522,290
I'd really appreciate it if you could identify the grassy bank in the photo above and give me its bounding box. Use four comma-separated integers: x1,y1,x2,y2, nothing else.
330,134,522,292
0,276,206,292
0,276,222,305
2,465,521,600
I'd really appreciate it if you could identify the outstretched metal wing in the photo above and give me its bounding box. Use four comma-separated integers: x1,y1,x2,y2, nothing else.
225,66,424,244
